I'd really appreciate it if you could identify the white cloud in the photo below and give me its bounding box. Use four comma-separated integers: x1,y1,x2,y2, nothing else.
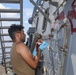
23,8,33,24
23,8,33,31
0,4,7,9
24,20,28,24
0,4,33,21
0,4,19,18
0,4,20,27
0,4,33,33
23,8,33,18
25,9,32,16
2,13,18,18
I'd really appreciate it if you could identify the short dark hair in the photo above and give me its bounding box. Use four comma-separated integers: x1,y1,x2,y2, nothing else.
8,24,24,40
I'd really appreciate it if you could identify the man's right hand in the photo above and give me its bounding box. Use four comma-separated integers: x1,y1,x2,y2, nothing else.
36,39,43,52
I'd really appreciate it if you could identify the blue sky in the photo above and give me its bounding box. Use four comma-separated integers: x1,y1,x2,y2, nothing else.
23,0,34,33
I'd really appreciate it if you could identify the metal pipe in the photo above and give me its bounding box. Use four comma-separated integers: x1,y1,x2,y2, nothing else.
29,0,51,23
20,0,23,25
30,33,42,53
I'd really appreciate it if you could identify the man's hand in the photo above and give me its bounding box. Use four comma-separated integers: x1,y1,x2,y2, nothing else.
36,39,43,52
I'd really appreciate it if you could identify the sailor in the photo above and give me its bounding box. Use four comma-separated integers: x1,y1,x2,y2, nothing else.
8,24,42,75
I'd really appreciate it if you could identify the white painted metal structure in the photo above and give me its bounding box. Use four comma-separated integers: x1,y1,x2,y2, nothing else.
28,0,76,75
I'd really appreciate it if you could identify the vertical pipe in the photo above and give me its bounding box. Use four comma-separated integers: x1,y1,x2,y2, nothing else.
20,0,23,25
65,35,72,75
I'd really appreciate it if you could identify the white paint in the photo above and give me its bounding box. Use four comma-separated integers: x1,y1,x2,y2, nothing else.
71,54,76,75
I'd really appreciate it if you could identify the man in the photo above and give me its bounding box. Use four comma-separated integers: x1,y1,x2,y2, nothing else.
8,24,41,75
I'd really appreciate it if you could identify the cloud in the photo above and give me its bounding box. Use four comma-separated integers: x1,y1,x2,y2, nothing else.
0,3,20,27
24,20,28,24
23,8,33,24
0,4,33,33
0,4,7,9
25,8,33,16
23,8,33,31
0,4,19,18
0,4,33,22
2,13,19,18
23,8,33,18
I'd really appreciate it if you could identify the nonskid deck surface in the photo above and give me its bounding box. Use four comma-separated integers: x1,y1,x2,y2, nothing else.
0,65,13,75
0,65,7,75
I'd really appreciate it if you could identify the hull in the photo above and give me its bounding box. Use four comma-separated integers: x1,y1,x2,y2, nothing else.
28,0,76,75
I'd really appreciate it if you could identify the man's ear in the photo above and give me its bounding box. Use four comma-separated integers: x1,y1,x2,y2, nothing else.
15,32,20,38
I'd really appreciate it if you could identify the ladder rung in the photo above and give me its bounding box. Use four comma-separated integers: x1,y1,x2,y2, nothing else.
5,57,10,59
0,26,10,29
0,18,20,21
1,34,9,36
0,0,20,3
2,40,12,42
3,46,12,48
4,52,10,54
0,9,20,13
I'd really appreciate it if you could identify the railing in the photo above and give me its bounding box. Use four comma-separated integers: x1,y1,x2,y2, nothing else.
0,0,23,74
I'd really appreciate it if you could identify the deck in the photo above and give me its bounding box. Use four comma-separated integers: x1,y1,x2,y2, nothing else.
0,65,14,75
0,65,7,75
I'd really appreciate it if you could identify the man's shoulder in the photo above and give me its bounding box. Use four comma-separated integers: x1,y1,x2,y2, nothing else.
15,42,27,53
16,42,26,48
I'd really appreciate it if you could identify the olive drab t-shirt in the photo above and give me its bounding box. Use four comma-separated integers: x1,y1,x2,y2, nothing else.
10,43,35,75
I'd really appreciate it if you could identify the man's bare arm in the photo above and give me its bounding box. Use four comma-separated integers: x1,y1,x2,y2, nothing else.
16,42,41,69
